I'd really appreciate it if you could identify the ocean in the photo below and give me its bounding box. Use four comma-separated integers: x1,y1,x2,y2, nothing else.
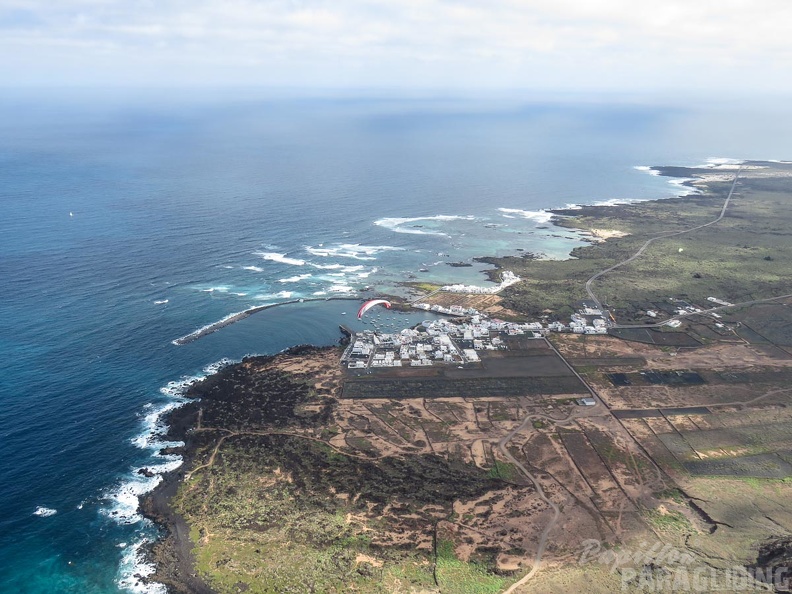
1,90,791,593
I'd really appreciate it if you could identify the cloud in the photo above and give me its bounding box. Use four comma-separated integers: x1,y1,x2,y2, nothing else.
1,0,790,92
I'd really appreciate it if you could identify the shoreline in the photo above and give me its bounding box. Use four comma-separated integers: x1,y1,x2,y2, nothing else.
137,159,786,593
139,346,337,593
171,162,716,347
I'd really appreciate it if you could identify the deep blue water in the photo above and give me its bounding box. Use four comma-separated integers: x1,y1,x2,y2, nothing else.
1,91,791,592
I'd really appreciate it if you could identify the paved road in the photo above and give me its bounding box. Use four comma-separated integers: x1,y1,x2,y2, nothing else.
585,169,742,312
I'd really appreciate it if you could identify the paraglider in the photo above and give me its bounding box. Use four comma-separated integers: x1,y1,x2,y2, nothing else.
357,299,391,320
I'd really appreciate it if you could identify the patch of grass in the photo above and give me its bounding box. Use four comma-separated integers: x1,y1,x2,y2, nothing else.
435,540,516,594
488,460,517,482
405,282,442,294
655,487,685,504
644,508,693,532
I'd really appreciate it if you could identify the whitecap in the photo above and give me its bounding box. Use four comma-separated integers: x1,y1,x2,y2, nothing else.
311,263,346,270
33,506,57,517
374,215,474,237
153,299,168,305
328,284,355,293
242,265,264,272
497,208,553,224
253,251,306,266
698,157,743,168
112,359,238,591
278,274,312,283
305,243,404,260
592,198,642,207
668,178,700,196
634,165,660,176
253,291,294,300
116,538,167,594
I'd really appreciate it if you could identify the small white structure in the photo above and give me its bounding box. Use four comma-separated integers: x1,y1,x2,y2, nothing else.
463,349,480,362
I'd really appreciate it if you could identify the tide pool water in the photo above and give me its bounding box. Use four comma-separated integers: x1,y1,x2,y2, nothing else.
1,91,791,592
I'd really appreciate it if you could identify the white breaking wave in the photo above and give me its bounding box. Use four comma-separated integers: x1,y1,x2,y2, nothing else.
114,358,236,593
153,299,168,305
634,165,660,176
668,178,700,196
305,243,404,260
254,251,306,266
592,198,642,207
695,157,744,168
253,290,294,300
374,215,475,237
498,208,553,224
33,506,57,517
278,274,313,283
117,539,167,594
242,265,264,272
311,263,345,270
328,284,356,293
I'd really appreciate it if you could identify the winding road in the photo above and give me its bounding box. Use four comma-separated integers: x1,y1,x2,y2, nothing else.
497,415,559,592
585,168,742,312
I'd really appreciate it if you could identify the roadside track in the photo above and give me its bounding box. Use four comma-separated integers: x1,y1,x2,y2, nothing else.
585,168,742,312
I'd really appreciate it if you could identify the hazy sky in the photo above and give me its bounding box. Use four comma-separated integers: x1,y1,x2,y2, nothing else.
2,0,791,93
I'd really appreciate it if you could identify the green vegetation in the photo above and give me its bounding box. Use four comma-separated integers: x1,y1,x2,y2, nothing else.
644,508,693,532
488,460,517,482
484,166,792,322
435,540,515,594
403,281,442,294
173,433,512,593
656,487,685,504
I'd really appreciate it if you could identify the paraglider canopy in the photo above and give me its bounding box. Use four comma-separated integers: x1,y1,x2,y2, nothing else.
357,299,391,320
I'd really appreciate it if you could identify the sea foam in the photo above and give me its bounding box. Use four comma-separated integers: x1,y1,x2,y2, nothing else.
116,538,167,594
497,208,553,223
634,165,660,176
305,243,404,260
113,359,235,592
254,251,306,266
278,274,312,283
374,215,474,237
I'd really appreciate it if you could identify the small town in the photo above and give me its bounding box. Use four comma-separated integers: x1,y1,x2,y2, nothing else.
343,274,741,371
342,305,611,370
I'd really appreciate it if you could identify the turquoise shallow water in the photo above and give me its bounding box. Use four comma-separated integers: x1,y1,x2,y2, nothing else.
1,91,791,592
